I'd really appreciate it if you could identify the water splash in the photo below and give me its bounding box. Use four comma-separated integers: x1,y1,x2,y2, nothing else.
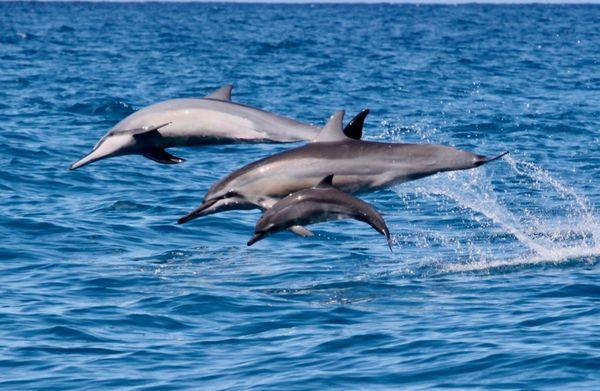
395,155,600,273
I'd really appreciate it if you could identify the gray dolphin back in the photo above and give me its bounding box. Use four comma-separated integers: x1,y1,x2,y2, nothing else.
70,85,370,169
248,174,393,251
180,110,507,226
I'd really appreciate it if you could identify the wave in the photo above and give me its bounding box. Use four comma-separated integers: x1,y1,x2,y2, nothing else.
394,155,600,273
0,31,37,44
66,99,135,118
443,248,599,274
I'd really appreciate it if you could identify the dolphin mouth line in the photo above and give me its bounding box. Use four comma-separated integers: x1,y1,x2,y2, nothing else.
177,199,218,224
69,148,100,170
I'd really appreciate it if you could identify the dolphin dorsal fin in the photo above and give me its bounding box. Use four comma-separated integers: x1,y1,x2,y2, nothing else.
205,84,233,101
343,109,369,140
316,174,334,188
313,111,346,143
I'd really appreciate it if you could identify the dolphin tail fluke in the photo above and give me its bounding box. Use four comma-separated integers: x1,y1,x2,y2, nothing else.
475,151,509,167
343,109,369,140
385,234,393,253
143,148,186,164
247,232,266,246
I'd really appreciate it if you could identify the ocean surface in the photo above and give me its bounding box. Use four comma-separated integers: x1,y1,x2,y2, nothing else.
1,2,599,389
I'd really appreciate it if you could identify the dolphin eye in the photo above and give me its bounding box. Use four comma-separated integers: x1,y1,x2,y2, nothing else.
225,191,239,198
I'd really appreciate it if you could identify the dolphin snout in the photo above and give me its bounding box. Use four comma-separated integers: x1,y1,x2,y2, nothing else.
247,232,266,246
177,199,218,224
69,149,102,170
70,132,135,170
69,160,85,170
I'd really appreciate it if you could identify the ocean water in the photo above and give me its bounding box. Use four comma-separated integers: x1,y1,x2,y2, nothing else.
1,2,599,389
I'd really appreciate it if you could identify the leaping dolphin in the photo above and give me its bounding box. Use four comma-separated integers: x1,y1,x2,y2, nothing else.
248,174,393,251
178,110,508,228
69,85,369,170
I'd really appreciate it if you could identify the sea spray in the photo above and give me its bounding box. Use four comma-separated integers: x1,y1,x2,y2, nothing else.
394,155,600,273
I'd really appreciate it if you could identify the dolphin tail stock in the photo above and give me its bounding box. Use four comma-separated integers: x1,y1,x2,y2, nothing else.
359,219,394,252
474,151,509,167
369,222,393,253
355,211,393,252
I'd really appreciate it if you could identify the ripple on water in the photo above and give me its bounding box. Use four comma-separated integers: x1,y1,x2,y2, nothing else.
1,2,599,389
65,99,135,118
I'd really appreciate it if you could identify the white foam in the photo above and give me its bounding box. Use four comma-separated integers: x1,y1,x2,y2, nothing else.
394,154,600,273
442,246,600,274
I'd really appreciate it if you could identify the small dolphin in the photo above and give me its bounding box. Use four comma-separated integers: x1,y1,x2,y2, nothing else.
178,110,508,230
247,174,393,251
69,85,369,170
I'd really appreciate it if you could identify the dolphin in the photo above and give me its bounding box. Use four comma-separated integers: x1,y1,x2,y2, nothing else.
69,85,369,170
248,174,393,251
178,110,508,230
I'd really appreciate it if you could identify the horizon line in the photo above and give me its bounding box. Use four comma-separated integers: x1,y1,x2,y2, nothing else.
4,0,600,4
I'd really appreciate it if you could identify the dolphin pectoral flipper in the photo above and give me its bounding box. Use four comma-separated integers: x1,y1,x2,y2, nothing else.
343,109,369,140
126,122,172,138
132,124,186,164
143,149,186,164
289,225,314,237
256,197,279,211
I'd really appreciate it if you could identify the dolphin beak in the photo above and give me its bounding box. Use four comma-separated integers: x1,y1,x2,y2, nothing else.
474,151,509,167
177,199,218,224
70,133,133,170
69,148,106,170
247,232,266,246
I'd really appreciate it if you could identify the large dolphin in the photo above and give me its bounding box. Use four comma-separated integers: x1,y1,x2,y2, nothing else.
69,85,369,170
178,110,508,229
248,174,393,251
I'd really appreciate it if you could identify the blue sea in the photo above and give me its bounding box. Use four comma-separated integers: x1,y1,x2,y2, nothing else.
1,2,599,389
